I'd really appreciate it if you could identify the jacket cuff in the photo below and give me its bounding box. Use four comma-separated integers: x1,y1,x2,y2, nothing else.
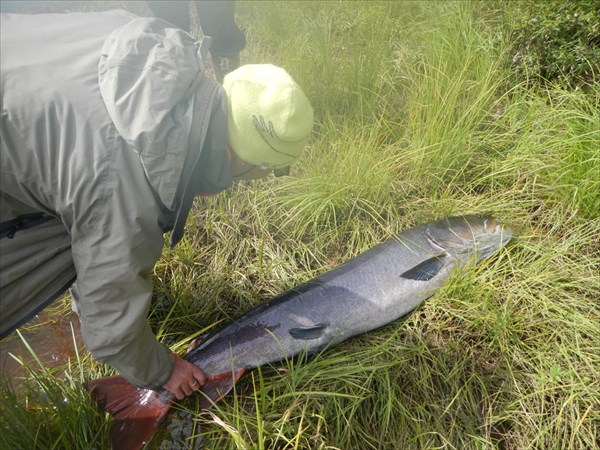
141,343,176,390
97,333,175,389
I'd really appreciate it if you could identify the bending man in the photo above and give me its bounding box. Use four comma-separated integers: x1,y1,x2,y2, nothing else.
0,10,313,399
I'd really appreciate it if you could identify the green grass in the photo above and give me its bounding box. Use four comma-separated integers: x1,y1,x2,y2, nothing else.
1,1,599,449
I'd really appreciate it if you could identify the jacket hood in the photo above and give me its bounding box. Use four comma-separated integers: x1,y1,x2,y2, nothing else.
98,17,208,210
98,17,232,246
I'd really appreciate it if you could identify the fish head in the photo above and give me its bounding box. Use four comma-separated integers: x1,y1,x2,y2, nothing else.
425,215,512,264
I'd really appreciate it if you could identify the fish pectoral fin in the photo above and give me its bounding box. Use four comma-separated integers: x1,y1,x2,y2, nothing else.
400,254,446,281
289,323,329,340
198,368,246,411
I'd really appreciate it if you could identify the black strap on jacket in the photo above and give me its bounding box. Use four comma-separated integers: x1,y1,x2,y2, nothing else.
0,213,55,239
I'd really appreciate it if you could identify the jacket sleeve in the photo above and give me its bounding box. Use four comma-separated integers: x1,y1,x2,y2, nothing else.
68,137,174,389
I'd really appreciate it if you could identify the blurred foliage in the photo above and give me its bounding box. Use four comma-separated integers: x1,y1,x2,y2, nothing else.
501,0,600,90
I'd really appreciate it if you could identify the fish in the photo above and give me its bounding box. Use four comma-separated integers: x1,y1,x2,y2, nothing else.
85,214,512,449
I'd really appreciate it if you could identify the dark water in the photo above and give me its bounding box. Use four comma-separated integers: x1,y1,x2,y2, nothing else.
0,305,86,384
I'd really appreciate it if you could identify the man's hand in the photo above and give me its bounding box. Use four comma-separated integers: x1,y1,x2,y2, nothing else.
162,352,207,400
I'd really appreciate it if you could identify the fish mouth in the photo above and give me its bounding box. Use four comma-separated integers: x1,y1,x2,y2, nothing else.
499,228,513,246
476,219,514,257
426,215,513,254
486,219,513,244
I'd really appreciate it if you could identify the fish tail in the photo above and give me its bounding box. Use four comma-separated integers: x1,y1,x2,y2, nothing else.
85,375,172,450
86,369,246,449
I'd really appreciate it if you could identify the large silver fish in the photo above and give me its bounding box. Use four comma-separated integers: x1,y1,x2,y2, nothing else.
86,215,512,449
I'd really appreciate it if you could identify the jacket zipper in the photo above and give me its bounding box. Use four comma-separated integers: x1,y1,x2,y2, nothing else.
0,213,55,239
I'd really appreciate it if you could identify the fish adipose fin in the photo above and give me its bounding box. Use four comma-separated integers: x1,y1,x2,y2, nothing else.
289,323,329,340
85,375,172,450
400,255,446,281
86,368,246,449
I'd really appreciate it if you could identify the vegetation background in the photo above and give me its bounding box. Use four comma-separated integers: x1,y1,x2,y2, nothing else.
1,1,598,449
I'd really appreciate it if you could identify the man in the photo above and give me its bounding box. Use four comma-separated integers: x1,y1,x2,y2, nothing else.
0,10,313,400
146,0,245,81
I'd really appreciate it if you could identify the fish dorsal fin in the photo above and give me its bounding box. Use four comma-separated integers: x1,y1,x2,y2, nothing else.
400,255,446,281
289,323,329,340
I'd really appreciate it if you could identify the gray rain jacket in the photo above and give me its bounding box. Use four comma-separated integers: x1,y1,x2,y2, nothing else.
0,10,232,388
